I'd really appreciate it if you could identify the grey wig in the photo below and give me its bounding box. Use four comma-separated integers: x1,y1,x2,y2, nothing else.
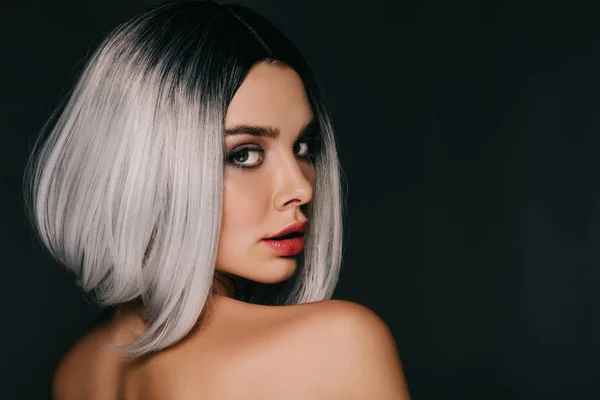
23,0,345,358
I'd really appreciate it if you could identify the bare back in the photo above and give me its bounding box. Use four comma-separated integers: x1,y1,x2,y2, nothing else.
53,296,337,400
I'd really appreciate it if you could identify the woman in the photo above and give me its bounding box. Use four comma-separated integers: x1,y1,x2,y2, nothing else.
23,0,411,398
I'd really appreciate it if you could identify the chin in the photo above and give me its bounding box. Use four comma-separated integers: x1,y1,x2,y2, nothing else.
252,258,298,285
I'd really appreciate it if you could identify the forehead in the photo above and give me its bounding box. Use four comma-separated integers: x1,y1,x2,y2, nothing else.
225,62,314,129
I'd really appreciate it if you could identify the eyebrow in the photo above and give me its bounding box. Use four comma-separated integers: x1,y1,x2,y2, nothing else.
225,117,317,139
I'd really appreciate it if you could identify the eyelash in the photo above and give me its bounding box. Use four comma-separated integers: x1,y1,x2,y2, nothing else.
226,136,322,170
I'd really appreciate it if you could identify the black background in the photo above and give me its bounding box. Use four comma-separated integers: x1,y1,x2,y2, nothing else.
2,1,600,399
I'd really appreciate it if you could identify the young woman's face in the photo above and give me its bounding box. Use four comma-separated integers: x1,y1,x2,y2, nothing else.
216,62,317,286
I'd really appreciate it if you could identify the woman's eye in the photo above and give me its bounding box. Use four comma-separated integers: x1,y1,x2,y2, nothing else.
296,136,322,160
294,141,310,157
226,137,320,170
227,146,264,169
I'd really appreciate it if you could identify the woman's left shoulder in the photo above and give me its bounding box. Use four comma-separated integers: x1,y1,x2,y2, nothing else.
283,299,410,399
281,298,399,364
299,299,393,334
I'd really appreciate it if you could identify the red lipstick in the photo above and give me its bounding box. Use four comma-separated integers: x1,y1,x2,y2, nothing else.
262,221,308,256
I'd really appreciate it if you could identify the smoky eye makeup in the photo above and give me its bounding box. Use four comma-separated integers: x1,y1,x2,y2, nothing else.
224,133,322,170
225,143,265,169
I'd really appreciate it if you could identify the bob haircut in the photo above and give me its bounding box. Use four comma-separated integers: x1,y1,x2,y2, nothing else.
23,0,344,358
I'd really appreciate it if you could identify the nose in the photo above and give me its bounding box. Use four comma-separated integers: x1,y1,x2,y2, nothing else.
272,157,314,212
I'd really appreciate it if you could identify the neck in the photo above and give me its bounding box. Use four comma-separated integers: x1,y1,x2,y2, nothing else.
213,271,237,298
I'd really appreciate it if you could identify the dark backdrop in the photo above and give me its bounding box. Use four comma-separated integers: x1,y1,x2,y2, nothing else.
2,1,600,399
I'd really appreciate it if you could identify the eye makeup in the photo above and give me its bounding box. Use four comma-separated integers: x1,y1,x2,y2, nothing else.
225,133,322,170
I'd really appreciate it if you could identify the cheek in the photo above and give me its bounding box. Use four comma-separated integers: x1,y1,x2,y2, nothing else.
307,165,316,186
221,171,270,234
301,163,317,192
304,164,316,214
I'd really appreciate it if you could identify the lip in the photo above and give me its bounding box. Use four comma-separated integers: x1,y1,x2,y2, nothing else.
261,236,306,256
261,220,308,256
263,221,308,240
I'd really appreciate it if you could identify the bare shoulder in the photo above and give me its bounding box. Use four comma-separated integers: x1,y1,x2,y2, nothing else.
296,299,412,399
51,323,124,400
172,298,411,399
218,299,410,399
291,299,398,349
306,298,395,329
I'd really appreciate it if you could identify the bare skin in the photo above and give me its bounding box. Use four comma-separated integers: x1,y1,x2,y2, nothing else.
53,291,411,399
52,63,411,399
